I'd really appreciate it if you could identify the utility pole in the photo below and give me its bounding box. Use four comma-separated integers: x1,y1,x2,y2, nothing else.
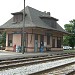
22,0,25,54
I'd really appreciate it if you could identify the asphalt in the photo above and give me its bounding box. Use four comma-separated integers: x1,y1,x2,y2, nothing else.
0,50,64,60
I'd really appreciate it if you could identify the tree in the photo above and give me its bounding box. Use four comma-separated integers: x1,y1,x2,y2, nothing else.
64,19,75,49
0,32,6,47
63,24,72,46
63,35,69,46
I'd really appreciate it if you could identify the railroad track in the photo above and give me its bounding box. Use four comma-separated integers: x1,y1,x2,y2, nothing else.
0,54,75,70
29,61,75,75
66,70,75,75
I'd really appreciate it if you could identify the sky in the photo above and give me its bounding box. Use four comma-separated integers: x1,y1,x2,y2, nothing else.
0,0,75,28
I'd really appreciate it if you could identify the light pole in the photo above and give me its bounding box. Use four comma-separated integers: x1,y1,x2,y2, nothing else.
22,0,25,54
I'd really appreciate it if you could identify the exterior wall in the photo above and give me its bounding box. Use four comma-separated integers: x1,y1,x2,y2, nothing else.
5,28,63,52
5,47,13,51
52,31,63,37
27,48,34,52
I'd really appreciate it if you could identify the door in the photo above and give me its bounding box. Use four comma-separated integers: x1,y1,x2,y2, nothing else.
40,35,44,52
57,37,61,48
52,39,55,48
34,34,38,52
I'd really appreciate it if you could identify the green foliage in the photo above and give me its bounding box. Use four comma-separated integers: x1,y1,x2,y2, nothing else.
64,50,75,53
63,36,69,46
64,24,72,33
0,32,6,47
64,19,75,49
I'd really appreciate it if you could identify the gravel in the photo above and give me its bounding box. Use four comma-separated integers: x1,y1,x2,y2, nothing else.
0,57,75,75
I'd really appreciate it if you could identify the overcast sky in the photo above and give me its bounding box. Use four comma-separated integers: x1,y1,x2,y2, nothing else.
0,0,75,28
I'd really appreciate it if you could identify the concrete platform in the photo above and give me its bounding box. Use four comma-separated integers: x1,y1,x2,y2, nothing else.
0,50,63,60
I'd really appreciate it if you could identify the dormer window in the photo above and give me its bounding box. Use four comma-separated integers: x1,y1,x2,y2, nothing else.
11,12,23,23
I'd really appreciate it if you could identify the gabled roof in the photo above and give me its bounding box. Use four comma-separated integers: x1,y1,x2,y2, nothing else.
0,6,67,33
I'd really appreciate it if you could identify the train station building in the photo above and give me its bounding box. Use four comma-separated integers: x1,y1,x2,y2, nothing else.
0,6,67,52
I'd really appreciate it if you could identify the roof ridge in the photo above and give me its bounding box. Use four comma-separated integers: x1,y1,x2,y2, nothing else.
26,6,33,22
25,6,36,27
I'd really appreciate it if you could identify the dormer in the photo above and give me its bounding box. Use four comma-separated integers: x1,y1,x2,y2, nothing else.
40,14,58,29
49,17,58,28
11,12,23,23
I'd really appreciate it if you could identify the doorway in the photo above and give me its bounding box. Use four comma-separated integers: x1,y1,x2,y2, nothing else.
52,39,55,48
34,34,38,52
40,35,44,52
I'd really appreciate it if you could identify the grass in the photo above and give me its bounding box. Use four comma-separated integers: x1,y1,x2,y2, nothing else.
63,50,75,54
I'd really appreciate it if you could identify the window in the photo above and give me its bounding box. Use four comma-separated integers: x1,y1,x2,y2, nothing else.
8,34,13,46
47,35,50,45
